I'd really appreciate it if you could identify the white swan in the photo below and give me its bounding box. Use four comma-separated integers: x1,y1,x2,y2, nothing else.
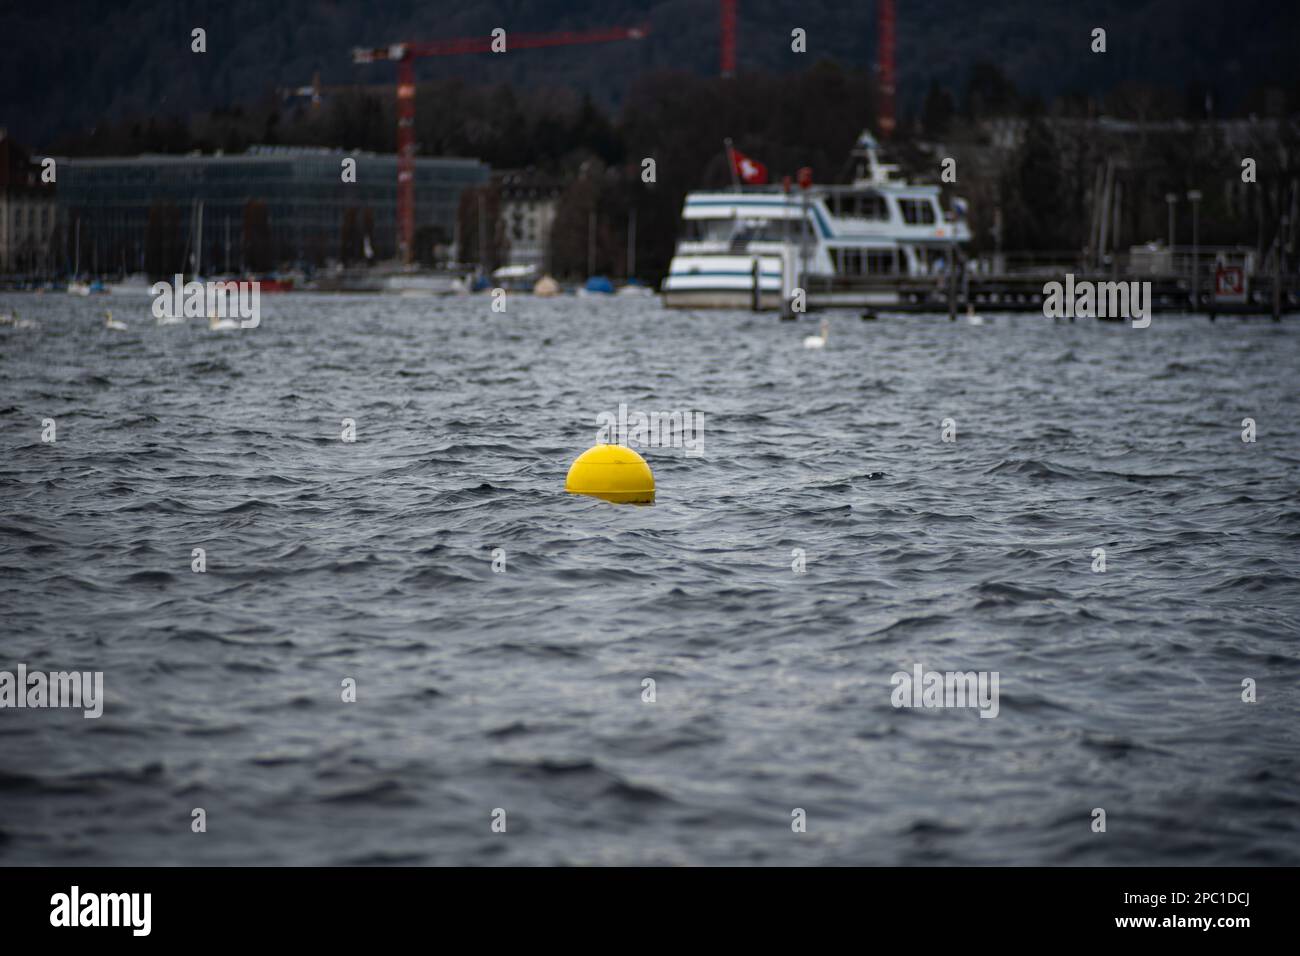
0,310,36,329
965,304,985,326
803,319,829,349
207,310,239,331
104,310,127,331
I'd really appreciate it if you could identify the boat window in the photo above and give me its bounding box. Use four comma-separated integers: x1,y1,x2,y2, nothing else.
681,215,814,244
831,248,898,275
855,193,889,220
867,250,899,274
899,199,937,225
733,218,814,243
680,220,733,241
830,191,888,221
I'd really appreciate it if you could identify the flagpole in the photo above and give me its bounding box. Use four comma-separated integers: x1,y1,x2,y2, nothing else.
724,138,740,192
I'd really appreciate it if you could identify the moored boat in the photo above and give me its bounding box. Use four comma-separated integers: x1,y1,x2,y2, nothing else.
661,132,970,310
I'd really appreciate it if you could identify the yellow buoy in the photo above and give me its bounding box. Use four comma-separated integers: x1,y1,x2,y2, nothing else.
565,445,655,504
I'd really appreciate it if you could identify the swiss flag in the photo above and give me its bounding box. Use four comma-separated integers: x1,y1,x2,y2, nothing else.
732,147,768,185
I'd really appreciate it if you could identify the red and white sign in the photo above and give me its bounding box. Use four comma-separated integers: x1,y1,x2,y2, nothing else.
1215,266,1246,303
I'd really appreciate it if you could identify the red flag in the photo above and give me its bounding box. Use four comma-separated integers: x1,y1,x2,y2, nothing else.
731,147,768,185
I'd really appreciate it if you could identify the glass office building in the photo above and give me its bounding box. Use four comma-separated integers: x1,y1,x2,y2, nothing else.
55,146,489,274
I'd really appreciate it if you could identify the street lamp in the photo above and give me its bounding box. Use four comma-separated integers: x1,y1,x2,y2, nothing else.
1187,189,1202,311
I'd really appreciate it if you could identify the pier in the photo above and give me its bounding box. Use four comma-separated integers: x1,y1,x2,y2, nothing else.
793,248,1299,318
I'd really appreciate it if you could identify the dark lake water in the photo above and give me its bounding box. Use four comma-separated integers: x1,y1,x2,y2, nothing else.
1,291,1298,865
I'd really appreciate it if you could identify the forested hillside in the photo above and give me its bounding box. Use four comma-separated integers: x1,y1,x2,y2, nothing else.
3,0,1297,147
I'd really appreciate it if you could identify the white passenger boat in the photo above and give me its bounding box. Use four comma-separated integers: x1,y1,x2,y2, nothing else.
661,132,971,309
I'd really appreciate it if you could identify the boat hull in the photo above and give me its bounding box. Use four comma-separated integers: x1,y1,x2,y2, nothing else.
661,253,784,309
661,288,786,309
662,251,912,310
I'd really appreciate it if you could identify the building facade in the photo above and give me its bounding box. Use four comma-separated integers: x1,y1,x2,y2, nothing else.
0,130,58,275
53,146,489,275
498,171,563,271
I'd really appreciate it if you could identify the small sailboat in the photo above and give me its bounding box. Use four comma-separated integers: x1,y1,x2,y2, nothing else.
109,273,153,296
67,218,90,295
491,263,538,293
803,318,829,349
616,279,654,297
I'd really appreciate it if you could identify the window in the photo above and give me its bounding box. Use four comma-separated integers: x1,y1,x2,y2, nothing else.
832,248,897,276
680,220,708,241
735,219,809,243
831,191,887,221
899,199,937,225
866,250,898,274
854,193,888,219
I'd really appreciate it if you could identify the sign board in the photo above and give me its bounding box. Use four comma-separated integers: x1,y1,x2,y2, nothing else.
1215,266,1247,303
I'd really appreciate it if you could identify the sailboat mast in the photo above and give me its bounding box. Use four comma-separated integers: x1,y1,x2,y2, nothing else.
627,208,636,279
194,200,204,276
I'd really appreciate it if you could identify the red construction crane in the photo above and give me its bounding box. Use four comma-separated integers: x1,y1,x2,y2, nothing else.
877,0,896,139
720,0,737,78
353,24,650,263
721,1,891,132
